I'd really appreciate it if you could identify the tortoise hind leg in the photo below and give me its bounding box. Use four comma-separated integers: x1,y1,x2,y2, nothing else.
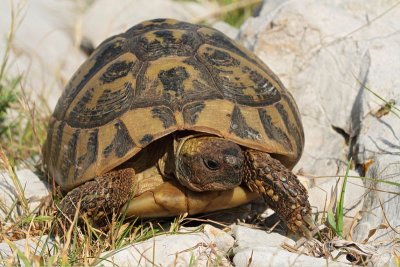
57,168,134,232
243,149,315,237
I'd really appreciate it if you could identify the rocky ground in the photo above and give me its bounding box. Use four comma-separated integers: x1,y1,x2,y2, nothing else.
0,0,399,266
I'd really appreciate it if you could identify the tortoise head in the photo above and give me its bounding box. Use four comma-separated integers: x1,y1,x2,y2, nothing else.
174,135,244,192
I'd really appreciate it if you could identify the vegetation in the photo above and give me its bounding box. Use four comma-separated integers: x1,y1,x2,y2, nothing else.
0,1,261,265
0,0,398,266
191,0,263,27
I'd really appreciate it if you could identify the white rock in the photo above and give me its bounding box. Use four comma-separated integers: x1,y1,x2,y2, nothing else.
231,225,294,249
308,170,364,220
97,225,233,266
352,154,400,266
0,235,54,259
233,247,348,267
231,225,347,267
239,1,363,178
0,169,49,220
355,102,400,164
0,0,85,110
238,0,400,179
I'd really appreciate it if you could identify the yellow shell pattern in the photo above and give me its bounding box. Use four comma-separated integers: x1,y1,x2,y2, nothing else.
43,19,304,190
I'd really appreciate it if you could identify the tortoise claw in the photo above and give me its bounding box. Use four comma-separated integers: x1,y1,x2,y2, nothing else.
298,214,317,238
299,224,312,239
303,213,317,229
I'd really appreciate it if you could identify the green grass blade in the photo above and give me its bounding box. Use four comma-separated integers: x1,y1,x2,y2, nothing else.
327,209,337,231
336,158,351,237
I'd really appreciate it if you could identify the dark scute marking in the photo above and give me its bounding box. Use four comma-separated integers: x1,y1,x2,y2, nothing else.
131,29,201,60
275,103,290,131
175,21,200,31
60,130,80,182
53,121,66,168
183,102,205,125
102,143,113,158
103,120,135,158
191,80,223,100
195,49,280,107
206,49,240,67
182,102,204,125
151,18,167,23
183,56,222,95
91,39,125,75
282,94,304,141
154,30,174,41
139,134,154,146
44,120,55,163
258,108,292,150
67,83,133,128
54,39,125,120
201,30,261,67
242,66,280,98
151,106,176,128
134,61,149,98
100,61,133,83
158,66,189,96
230,106,261,140
125,20,199,38
77,129,99,179
275,103,303,153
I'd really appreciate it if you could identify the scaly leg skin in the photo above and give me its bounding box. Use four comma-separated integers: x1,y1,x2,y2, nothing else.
57,168,134,233
243,149,315,238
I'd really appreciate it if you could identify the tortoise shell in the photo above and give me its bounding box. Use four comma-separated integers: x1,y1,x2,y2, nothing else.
43,18,304,190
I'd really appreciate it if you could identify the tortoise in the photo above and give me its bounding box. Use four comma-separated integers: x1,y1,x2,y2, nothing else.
43,18,314,236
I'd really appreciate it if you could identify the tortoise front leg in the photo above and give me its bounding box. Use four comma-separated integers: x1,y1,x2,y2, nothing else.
57,168,134,231
243,150,315,237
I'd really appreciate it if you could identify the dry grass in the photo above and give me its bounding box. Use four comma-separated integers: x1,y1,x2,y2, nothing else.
0,2,249,265
0,1,162,265
0,0,399,266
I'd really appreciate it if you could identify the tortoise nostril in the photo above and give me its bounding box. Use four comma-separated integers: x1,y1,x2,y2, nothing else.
224,155,243,169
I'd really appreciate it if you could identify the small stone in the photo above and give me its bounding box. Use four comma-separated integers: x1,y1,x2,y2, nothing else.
203,224,234,253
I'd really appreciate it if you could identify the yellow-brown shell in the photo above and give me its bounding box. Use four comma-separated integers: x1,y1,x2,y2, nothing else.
43,18,304,190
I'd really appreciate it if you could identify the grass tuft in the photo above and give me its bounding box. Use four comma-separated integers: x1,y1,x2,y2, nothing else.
1,0,398,265
188,0,262,27
327,159,351,238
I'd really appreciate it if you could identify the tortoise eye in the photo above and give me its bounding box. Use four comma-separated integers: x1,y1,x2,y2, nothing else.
203,158,220,170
